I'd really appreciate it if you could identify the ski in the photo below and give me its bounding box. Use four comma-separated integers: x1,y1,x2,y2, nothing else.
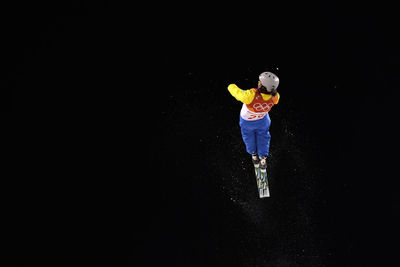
259,170,270,198
254,165,270,198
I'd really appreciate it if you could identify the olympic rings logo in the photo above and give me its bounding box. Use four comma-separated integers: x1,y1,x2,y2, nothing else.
253,102,274,111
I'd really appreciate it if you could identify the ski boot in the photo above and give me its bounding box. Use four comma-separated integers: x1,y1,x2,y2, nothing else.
260,156,267,175
251,153,260,168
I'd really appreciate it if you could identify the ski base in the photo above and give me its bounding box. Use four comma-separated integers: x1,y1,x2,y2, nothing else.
254,167,270,198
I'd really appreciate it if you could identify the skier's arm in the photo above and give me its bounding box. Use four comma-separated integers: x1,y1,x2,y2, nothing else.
227,84,255,104
272,93,280,104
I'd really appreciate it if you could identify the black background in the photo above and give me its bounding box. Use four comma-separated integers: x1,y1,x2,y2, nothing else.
7,2,397,267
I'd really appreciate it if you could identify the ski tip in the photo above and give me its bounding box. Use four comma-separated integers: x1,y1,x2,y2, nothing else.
259,188,270,198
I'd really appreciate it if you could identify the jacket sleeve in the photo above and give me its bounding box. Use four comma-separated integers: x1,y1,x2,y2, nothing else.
227,84,255,104
273,93,280,104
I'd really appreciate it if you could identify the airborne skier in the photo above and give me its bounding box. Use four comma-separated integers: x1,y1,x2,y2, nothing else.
227,72,280,197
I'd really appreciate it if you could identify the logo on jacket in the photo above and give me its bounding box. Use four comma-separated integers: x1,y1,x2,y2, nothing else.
253,102,273,111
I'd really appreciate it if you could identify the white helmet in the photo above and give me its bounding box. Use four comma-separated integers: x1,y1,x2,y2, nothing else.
259,72,279,93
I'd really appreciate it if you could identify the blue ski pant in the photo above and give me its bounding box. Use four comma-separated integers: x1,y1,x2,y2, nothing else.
239,114,271,157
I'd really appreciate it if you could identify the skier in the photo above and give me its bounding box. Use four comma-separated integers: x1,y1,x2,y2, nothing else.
228,72,280,177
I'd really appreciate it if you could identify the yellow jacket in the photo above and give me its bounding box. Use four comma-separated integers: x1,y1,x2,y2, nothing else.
228,84,280,105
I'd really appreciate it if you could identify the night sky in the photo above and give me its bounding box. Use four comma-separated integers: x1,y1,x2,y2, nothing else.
8,2,397,267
